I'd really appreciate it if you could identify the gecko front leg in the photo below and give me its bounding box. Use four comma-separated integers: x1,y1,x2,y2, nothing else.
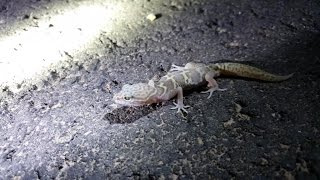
169,87,190,113
201,71,227,99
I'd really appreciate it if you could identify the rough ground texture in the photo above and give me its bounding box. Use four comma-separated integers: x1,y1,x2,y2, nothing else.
0,0,320,179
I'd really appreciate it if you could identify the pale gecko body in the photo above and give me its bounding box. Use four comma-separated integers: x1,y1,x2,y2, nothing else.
113,62,293,113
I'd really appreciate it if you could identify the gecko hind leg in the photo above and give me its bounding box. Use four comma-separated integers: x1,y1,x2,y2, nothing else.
201,72,227,99
169,64,185,72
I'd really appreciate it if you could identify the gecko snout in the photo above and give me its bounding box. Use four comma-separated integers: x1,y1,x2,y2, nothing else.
112,94,120,101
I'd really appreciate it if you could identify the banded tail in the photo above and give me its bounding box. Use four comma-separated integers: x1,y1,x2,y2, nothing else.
210,63,293,82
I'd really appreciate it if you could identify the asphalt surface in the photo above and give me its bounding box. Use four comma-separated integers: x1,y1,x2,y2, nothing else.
0,0,319,179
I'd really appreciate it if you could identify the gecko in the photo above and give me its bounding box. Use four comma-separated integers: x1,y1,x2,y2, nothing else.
113,62,293,113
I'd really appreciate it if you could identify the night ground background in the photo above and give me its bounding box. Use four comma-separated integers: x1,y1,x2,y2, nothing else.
0,0,319,179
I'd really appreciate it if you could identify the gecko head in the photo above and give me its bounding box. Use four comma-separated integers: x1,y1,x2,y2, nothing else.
113,83,157,106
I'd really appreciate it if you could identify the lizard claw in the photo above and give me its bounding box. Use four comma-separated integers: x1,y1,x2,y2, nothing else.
171,102,190,113
201,87,227,99
170,64,185,72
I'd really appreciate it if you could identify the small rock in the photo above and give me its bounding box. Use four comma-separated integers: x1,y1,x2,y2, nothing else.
147,13,161,21
229,41,240,47
197,137,204,145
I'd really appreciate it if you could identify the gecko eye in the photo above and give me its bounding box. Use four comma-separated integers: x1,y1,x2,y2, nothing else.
124,96,131,100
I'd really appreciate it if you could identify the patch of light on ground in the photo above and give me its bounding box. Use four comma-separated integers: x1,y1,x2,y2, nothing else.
0,3,120,89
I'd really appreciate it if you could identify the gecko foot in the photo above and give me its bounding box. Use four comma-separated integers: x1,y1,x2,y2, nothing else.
169,64,185,72
201,87,227,99
171,102,190,113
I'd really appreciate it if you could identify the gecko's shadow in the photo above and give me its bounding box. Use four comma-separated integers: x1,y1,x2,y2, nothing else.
103,103,166,124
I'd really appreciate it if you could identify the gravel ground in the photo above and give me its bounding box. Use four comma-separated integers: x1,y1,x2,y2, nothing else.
0,0,319,179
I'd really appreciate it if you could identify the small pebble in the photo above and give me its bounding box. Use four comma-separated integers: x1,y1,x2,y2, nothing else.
147,13,157,21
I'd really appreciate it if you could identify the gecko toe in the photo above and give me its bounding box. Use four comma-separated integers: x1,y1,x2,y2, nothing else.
171,102,190,113
201,87,227,99
217,88,227,91
201,89,214,99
